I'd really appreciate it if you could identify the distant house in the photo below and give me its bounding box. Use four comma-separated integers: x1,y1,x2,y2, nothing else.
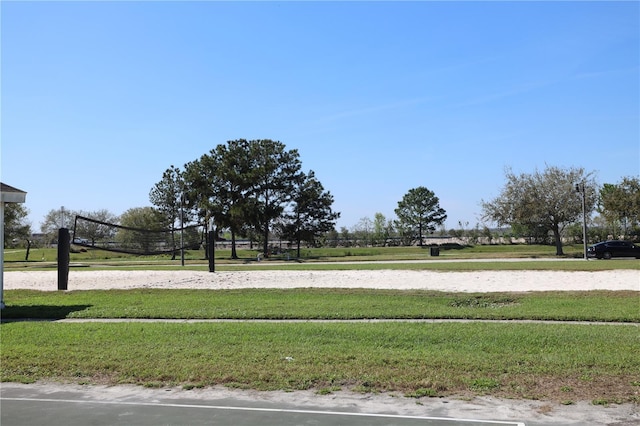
1,183,26,204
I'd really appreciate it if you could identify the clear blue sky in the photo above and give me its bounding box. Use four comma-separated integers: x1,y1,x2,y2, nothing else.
2,1,638,232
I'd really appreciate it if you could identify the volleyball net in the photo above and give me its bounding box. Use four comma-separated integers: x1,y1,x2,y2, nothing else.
71,215,205,256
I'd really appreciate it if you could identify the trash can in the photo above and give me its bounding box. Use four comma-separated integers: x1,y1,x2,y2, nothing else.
430,246,440,256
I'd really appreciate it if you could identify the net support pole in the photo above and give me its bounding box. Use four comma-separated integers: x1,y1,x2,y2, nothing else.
207,230,215,273
58,228,70,290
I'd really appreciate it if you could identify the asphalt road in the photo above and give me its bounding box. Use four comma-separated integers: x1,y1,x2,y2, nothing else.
1,384,525,426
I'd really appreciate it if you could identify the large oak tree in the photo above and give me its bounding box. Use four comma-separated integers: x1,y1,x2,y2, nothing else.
482,165,597,255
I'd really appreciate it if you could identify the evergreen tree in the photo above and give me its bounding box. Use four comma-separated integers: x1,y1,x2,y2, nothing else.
395,187,447,246
281,170,340,257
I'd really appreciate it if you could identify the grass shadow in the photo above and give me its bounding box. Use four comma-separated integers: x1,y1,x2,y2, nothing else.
0,304,93,322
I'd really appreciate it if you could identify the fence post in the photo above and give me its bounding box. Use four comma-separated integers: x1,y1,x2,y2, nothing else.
58,228,70,290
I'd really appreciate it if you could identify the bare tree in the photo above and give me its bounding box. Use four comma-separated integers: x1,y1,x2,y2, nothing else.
41,208,76,245
352,217,374,246
74,209,119,245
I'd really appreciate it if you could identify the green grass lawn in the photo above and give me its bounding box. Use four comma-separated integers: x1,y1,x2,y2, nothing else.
2,288,639,403
2,247,639,404
2,289,639,322
2,321,638,403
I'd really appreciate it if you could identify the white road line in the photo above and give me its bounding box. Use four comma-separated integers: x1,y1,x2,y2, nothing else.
2,397,526,425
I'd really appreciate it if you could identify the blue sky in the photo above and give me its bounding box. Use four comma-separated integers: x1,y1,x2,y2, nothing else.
2,1,638,232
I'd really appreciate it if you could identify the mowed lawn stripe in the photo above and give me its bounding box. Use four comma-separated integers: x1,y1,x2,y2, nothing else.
2,321,639,402
2,289,639,322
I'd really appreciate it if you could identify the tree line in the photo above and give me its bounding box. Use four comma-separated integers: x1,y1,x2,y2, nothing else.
4,154,639,258
335,166,637,256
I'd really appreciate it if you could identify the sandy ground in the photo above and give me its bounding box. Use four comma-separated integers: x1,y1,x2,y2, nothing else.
3,267,639,425
3,268,639,292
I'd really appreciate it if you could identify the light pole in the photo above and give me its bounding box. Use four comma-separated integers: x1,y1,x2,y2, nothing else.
575,182,588,260
180,192,187,267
